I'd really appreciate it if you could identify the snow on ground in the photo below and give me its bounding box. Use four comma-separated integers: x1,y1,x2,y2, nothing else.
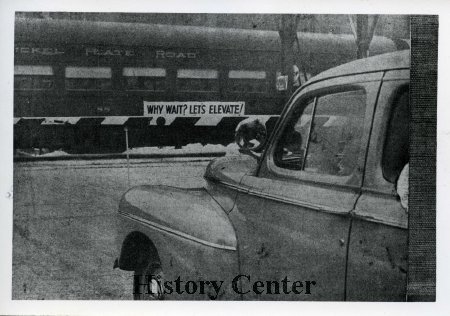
126,143,240,156
15,143,242,158
39,150,70,157
15,148,69,157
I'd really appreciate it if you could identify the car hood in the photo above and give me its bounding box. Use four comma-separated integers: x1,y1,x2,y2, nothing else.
204,154,258,185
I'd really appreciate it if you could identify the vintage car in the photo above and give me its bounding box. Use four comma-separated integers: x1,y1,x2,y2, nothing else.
114,50,410,301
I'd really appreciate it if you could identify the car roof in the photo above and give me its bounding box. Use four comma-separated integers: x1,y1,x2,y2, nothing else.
307,50,410,85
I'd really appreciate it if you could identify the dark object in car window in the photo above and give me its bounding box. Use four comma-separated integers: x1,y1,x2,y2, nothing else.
382,86,409,183
275,89,366,177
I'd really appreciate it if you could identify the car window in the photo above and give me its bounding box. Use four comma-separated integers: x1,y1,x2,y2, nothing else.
274,89,366,177
382,86,409,183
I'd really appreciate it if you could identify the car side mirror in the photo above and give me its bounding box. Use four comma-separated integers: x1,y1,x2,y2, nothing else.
235,118,268,160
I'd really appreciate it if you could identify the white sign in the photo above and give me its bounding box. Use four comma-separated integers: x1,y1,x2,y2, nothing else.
276,75,288,91
143,101,246,117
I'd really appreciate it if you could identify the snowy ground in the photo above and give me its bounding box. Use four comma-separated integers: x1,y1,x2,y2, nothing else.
126,143,240,155
13,159,209,299
15,143,241,158
15,149,70,157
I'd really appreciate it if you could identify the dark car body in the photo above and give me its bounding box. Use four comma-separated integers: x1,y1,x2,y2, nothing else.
115,50,410,301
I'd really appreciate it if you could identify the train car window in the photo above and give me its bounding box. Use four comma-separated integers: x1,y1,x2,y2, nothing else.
122,67,166,91
14,65,54,90
65,67,112,90
228,70,267,93
177,69,219,92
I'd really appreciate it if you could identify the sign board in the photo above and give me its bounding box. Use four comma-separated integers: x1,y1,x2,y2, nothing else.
143,101,246,117
276,75,288,91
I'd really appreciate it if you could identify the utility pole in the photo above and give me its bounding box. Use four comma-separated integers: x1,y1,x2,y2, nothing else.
124,126,130,187
278,14,299,96
348,15,379,59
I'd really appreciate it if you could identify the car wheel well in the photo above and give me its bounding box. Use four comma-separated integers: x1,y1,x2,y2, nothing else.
118,231,161,271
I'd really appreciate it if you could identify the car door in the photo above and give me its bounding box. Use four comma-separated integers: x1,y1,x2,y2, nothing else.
346,73,409,301
228,73,383,300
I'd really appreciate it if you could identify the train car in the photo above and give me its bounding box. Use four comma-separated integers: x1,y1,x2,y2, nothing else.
14,18,400,153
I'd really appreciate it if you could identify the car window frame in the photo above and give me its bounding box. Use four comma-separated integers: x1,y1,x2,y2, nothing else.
381,85,409,183
261,72,384,188
361,71,410,193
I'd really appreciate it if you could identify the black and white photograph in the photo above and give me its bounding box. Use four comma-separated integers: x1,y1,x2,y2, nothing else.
0,0,447,315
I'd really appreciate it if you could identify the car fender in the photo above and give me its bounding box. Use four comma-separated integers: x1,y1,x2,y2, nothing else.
115,185,241,299
117,185,237,268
